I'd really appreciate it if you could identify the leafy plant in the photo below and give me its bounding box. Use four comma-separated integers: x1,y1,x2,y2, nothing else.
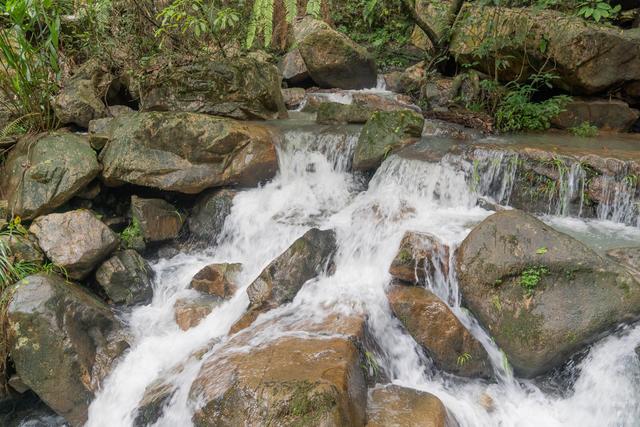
0,0,64,132
569,121,598,137
576,1,621,22
535,247,548,255
120,218,143,248
495,74,571,132
456,352,472,366
519,266,549,294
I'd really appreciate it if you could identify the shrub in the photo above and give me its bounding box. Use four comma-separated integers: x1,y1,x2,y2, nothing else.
569,121,598,137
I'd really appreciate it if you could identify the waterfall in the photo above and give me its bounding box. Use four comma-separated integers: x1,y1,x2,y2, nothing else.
85,126,640,427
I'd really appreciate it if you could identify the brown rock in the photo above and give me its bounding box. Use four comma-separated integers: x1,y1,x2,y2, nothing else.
367,384,451,427
388,285,491,378
551,98,640,132
191,314,367,426
130,196,183,243
174,297,219,331
190,263,241,299
389,231,450,285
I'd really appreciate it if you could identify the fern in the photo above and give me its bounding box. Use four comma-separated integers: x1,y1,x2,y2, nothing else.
306,0,321,18
284,0,298,23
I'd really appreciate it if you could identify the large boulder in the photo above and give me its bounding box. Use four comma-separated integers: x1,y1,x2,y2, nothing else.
130,196,183,243
456,210,640,377
279,49,312,87
551,98,640,132
7,274,128,426
190,314,367,426
413,4,640,94
231,228,336,333
95,250,155,305
0,133,101,219
292,17,377,90
388,285,491,378
138,57,287,120
353,110,424,171
367,385,452,427
316,102,374,124
187,189,236,242
29,210,119,279
99,112,279,194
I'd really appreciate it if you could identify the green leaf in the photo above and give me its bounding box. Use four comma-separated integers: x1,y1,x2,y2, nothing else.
536,247,548,255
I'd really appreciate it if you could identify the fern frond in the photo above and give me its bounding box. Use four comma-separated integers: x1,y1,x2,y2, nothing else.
0,113,37,142
306,0,321,18
284,0,298,22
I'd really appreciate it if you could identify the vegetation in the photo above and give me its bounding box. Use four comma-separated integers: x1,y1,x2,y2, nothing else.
519,266,549,295
0,0,66,132
120,218,143,249
576,1,621,22
456,352,472,366
570,122,599,137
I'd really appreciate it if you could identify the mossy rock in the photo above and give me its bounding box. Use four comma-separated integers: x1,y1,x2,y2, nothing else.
353,110,424,172
456,210,640,377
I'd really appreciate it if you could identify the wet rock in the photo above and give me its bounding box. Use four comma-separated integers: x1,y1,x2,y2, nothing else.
367,384,451,427
232,228,336,332
607,247,640,280
191,314,367,426
384,61,426,94
389,231,450,285
415,5,640,94
99,112,279,193
52,62,111,128
138,57,287,120
95,249,155,305
279,49,312,87
282,87,306,110
246,228,336,310
551,98,640,132
422,119,481,140
187,189,236,242
316,102,374,124
174,296,220,331
190,263,241,299
352,92,422,113
130,196,183,243
456,210,640,378
29,210,119,280
353,110,424,172
388,285,492,378
293,17,377,90
0,133,101,219
134,380,176,427
0,233,45,265
7,274,128,426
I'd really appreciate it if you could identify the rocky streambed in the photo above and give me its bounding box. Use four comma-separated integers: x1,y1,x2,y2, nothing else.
1,107,639,426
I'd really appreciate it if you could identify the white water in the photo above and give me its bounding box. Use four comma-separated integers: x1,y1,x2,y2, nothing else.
85,123,640,427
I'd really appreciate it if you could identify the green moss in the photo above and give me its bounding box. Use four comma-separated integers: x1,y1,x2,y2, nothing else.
501,309,544,347
519,266,549,295
397,249,413,264
275,381,337,426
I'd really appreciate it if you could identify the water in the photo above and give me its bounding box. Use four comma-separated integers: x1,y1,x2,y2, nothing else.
83,124,640,427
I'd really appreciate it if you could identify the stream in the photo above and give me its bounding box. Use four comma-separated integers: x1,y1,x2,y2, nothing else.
76,114,640,427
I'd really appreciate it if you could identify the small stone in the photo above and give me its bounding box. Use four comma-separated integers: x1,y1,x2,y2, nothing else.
95,250,155,305
131,196,183,243
190,263,241,299
174,297,219,331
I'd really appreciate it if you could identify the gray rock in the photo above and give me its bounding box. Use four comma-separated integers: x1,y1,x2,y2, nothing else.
456,210,640,377
99,112,279,194
7,274,128,426
138,57,287,120
293,17,377,90
551,98,640,132
187,189,236,242
95,250,155,305
0,133,101,219
29,210,119,279
353,110,424,172
279,49,311,86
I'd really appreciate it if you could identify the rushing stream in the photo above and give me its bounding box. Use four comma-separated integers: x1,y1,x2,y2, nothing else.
82,118,640,427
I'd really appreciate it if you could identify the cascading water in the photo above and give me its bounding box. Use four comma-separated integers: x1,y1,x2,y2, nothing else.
84,121,640,427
